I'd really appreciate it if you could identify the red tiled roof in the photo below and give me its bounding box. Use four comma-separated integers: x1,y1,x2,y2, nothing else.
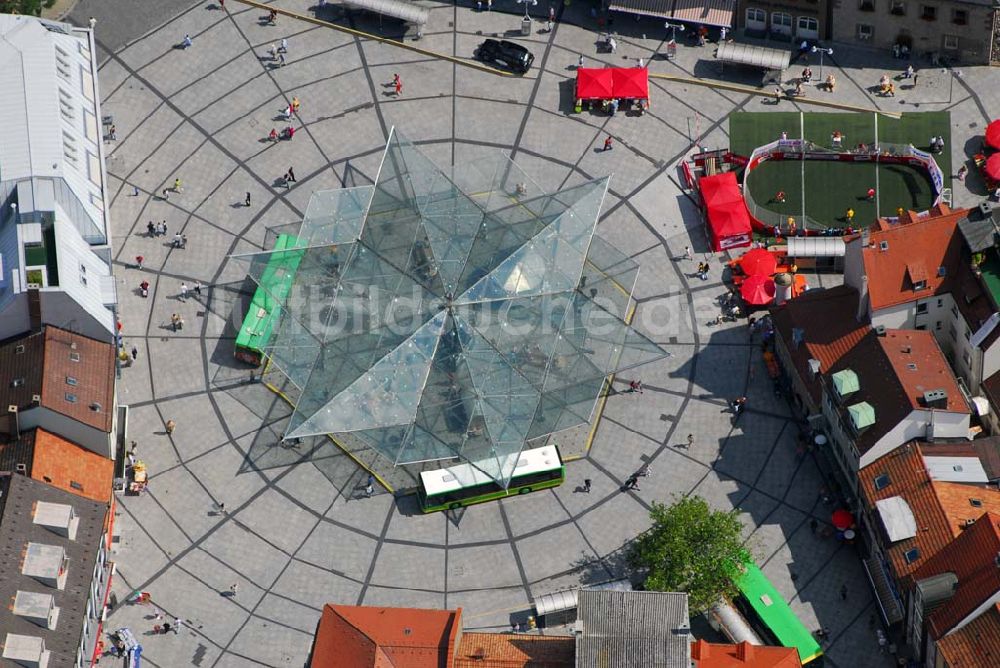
41,326,115,432
768,285,869,406
692,639,802,667
860,442,958,579
0,326,116,433
879,330,968,413
31,428,114,503
936,603,1000,667
912,512,1000,638
827,330,968,456
455,633,575,667
311,605,459,668
859,204,969,311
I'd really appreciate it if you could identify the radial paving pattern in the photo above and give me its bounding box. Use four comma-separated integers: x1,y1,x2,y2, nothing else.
93,1,995,667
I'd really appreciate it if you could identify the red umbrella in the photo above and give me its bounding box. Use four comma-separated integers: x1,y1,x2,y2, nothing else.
740,274,776,306
986,119,1000,151
985,153,1000,182
739,248,778,277
832,509,854,530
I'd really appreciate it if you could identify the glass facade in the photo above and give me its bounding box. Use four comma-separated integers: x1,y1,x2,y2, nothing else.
232,129,667,487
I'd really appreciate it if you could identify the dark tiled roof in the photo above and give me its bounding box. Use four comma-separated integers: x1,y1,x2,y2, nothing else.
912,511,1000,639
576,590,690,668
0,473,108,668
0,429,36,475
768,285,869,406
826,330,967,456
0,329,45,410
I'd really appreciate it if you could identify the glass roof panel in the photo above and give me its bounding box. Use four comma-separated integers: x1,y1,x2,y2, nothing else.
234,129,667,489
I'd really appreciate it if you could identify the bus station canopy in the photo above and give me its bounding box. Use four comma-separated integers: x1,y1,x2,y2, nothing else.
231,129,667,488
715,42,791,71
343,0,429,25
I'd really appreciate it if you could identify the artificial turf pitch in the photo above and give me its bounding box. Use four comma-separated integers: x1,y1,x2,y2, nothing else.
728,112,951,228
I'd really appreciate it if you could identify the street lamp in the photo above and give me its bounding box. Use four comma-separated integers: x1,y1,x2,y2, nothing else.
664,21,684,43
518,0,537,19
811,45,833,80
942,68,963,104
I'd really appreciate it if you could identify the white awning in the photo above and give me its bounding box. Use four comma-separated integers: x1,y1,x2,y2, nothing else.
924,456,988,483
787,236,846,257
715,42,791,71
876,496,917,542
343,0,429,25
971,396,990,416
608,0,734,26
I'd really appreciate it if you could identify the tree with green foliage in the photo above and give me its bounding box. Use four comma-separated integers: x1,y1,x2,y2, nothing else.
0,1,55,17
629,495,753,615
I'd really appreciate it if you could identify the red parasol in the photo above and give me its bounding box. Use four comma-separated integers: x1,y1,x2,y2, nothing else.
740,274,776,306
985,152,1000,182
739,248,778,277
986,120,1000,151
831,509,854,530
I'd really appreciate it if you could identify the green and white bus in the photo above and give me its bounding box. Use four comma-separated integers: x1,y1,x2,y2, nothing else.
731,561,824,665
418,445,565,513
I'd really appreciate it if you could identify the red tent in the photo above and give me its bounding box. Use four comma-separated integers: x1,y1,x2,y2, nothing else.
832,509,854,530
986,152,1000,182
739,248,777,276
700,172,752,252
611,67,648,99
575,68,614,100
986,119,1000,151
740,274,776,306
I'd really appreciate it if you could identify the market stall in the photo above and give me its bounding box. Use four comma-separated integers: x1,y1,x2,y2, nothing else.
700,172,752,252
985,119,1000,151
573,67,649,114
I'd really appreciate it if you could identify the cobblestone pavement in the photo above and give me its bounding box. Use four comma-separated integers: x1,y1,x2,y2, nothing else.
96,2,997,666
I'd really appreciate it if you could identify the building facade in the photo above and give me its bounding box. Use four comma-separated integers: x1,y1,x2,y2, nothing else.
0,15,117,344
736,0,832,41
829,0,999,65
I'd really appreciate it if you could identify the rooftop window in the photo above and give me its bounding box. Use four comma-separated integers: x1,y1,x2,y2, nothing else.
874,473,891,490
904,548,920,563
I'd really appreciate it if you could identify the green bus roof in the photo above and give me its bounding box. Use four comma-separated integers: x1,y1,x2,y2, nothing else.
735,562,823,664
235,234,305,355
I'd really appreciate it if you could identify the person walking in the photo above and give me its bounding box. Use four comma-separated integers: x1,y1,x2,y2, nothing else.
628,379,643,393
287,166,296,182
147,221,155,236
365,474,375,498
603,135,613,152
131,346,138,361
809,518,818,533
578,54,584,68
166,419,176,434
194,281,202,296
230,583,239,597
267,43,277,60
173,618,183,634
684,245,693,260
846,208,855,223
180,283,188,300
173,178,182,193
182,34,193,49
866,187,876,201
583,478,592,493
623,474,640,491
162,221,168,237
840,584,848,600
686,434,694,449
394,77,402,96
245,192,251,207
135,255,144,269
279,37,288,53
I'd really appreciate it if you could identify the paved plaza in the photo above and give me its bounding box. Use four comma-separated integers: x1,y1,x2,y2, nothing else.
91,1,998,666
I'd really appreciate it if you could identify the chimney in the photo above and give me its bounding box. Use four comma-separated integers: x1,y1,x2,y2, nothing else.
736,641,755,661
27,287,41,332
923,389,948,410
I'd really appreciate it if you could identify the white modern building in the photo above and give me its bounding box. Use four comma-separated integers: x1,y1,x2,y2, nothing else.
0,14,116,344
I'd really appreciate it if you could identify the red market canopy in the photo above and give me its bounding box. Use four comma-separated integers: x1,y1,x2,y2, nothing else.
700,172,752,252
575,68,614,100
986,119,1000,151
611,67,649,100
739,248,778,277
740,274,776,306
832,509,854,530
986,152,1000,182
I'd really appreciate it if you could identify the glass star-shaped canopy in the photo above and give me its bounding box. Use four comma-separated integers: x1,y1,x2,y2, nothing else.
231,129,667,488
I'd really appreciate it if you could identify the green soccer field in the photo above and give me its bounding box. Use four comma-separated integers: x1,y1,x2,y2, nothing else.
729,111,951,229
